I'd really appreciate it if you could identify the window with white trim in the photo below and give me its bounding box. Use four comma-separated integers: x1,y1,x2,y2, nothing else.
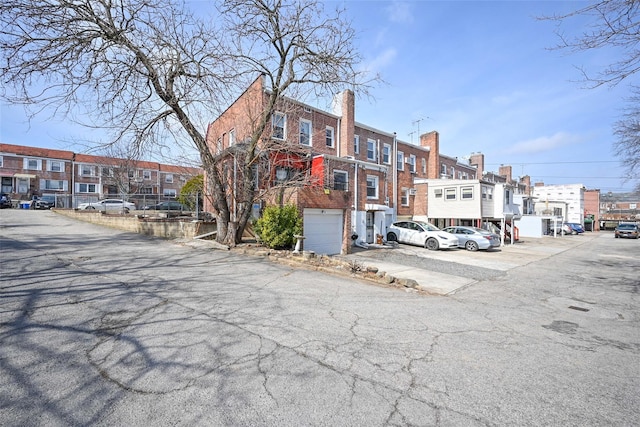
397,151,404,171
422,158,426,174
462,187,473,200
354,135,360,154
163,189,177,197
382,143,391,164
80,165,94,176
128,170,137,179
43,180,67,190
445,188,456,200
333,170,348,191
325,126,335,147
401,188,409,206
408,155,416,173
482,186,493,200
441,164,447,176
24,158,42,170
48,160,63,172
0,156,3,168
367,139,376,161
143,170,151,180
77,183,98,193
299,119,312,146
272,112,286,139
165,174,174,183
366,175,379,199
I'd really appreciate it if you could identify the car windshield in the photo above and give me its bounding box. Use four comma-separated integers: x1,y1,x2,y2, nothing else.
618,224,636,230
416,221,439,232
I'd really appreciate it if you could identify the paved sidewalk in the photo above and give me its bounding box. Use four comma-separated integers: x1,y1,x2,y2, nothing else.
339,233,601,295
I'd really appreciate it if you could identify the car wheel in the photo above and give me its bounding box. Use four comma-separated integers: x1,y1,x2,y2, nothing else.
425,238,439,251
86,206,95,210
465,241,479,251
386,232,397,242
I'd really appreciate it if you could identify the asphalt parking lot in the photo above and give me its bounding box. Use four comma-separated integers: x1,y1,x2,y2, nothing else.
338,233,599,295
1,210,639,426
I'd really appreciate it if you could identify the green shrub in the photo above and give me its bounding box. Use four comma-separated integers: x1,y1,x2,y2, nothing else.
254,204,302,249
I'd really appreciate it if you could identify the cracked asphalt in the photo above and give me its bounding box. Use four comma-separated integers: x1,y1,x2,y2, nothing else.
1,209,639,426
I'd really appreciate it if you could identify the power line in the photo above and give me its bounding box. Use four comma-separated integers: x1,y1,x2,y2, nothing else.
485,160,620,166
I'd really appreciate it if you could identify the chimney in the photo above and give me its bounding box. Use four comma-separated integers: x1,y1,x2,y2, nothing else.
469,152,484,179
334,90,354,157
498,165,513,183
420,131,439,179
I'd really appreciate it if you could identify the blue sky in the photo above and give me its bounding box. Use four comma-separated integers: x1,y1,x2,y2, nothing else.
337,0,635,192
1,0,635,192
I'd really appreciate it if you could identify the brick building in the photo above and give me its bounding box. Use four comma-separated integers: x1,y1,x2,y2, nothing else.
0,143,201,208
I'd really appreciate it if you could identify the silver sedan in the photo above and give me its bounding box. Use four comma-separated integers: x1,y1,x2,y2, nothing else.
442,226,501,251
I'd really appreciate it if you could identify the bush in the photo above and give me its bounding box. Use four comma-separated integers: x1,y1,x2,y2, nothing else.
254,204,302,249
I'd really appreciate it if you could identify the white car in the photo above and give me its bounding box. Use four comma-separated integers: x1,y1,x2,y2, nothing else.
77,199,136,213
386,220,459,251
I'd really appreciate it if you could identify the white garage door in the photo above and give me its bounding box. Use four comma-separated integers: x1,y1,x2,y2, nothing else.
303,208,343,255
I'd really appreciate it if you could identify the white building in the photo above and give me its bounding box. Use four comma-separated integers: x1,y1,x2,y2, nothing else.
531,184,585,224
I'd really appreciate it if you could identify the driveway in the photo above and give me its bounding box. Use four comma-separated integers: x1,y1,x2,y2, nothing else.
1,210,639,426
338,234,600,294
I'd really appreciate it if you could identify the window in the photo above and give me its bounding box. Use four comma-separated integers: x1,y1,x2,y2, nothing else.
77,183,97,193
43,180,67,190
408,155,416,173
140,187,153,195
397,151,404,171
382,144,391,164
48,161,63,172
366,175,379,199
445,188,456,200
102,167,114,177
165,174,174,183
401,188,409,206
367,139,376,161
80,165,94,176
354,135,360,154
325,126,334,147
451,166,455,178
482,186,493,200
163,189,177,197
216,137,222,153
441,164,447,176
272,112,286,139
229,129,236,146
128,170,137,179
434,188,443,198
143,170,151,180
0,156,3,167
300,119,312,146
422,158,426,174
275,167,291,183
25,158,41,170
333,170,348,191
462,187,473,200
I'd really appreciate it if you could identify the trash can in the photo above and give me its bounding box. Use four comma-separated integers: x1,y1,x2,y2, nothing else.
20,202,30,209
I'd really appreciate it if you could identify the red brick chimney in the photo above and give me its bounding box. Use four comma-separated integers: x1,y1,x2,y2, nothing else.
469,152,484,179
420,131,439,179
336,90,355,157
498,165,513,183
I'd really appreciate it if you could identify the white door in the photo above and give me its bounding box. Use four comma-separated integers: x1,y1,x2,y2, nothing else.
303,209,343,255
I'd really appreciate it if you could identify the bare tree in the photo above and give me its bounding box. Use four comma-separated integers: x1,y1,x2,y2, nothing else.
1,0,373,245
542,0,640,191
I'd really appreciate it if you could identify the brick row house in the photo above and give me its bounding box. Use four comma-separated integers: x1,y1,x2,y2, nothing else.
0,143,201,208
205,75,526,254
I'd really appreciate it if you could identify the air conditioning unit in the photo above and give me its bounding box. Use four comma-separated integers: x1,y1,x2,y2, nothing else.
409,188,417,196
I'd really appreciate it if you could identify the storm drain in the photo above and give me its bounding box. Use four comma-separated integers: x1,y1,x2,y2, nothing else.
568,305,590,312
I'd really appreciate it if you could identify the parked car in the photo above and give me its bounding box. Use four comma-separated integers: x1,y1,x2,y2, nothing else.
565,223,585,234
0,193,12,209
142,201,188,211
549,223,572,235
614,223,639,239
386,220,459,251
77,199,136,213
32,195,55,210
442,226,501,251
